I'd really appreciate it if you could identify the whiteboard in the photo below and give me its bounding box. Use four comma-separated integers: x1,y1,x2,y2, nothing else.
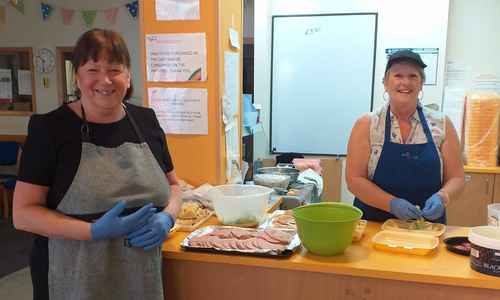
270,13,377,155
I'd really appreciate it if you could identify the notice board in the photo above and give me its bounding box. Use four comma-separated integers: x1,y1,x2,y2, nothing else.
270,13,377,155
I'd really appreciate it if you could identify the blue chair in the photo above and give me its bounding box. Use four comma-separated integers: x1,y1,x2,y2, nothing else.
3,178,16,219
0,141,21,219
0,141,21,181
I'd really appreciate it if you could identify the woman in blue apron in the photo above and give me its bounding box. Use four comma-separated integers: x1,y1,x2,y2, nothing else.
346,50,465,224
13,29,182,300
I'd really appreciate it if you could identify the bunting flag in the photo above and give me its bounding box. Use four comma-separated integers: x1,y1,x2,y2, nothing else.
125,1,138,20
5,1,138,26
103,8,116,25
9,0,23,13
61,9,73,25
41,3,53,21
82,11,95,28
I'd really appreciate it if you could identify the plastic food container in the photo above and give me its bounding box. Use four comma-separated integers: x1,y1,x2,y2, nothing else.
443,236,470,256
257,167,300,184
352,220,367,242
372,231,439,255
381,219,446,236
207,185,272,227
469,226,500,277
292,158,321,171
253,173,290,189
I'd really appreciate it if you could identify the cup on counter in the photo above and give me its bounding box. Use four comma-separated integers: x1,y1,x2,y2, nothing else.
487,203,500,226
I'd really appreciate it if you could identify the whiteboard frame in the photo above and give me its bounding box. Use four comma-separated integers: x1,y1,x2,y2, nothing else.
269,13,378,156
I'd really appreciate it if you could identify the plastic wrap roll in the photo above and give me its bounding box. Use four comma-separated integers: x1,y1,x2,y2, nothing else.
464,92,500,167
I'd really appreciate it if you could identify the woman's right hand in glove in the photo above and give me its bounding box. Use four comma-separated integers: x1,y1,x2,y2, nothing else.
90,201,156,241
390,198,422,220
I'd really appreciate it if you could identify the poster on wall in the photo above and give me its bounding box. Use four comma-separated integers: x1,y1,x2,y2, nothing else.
146,33,207,82
155,0,200,20
18,70,32,95
149,87,208,135
386,48,439,85
469,71,500,93
0,69,13,103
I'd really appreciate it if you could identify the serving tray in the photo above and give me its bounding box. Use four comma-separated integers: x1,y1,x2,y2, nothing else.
180,225,301,258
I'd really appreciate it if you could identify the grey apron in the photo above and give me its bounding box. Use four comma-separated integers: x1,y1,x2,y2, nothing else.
48,105,171,300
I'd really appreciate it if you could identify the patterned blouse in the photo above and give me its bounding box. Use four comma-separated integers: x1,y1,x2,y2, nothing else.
368,102,446,181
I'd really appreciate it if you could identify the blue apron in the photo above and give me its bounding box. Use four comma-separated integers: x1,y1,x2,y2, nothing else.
353,105,446,224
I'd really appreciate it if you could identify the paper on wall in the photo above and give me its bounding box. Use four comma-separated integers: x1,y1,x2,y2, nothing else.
445,60,471,89
224,51,239,116
442,86,466,141
229,28,240,49
0,69,13,102
18,70,32,95
222,94,232,127
146,33,207,82
442,60,471,141
226,118,239,179
149,87,208,135
469,71,500,93
155,0,200,20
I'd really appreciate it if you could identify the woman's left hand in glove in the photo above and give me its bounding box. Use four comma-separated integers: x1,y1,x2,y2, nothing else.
129,211,175,251
422,194,445,220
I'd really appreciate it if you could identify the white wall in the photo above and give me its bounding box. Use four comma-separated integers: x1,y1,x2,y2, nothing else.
446,0,500,71
0,0,142,135
254,0,451,204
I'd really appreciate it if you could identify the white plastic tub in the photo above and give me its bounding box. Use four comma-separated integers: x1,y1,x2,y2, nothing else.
469,226,500,277
207,185,272,227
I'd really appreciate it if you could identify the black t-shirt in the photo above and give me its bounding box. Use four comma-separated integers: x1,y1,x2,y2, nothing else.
18,103,174,300
18,103,174,209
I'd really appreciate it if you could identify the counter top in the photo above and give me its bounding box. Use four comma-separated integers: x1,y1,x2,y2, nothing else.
463,165,500,174
163,217,500,290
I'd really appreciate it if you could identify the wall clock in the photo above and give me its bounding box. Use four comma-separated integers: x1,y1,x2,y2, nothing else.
34,48,56,74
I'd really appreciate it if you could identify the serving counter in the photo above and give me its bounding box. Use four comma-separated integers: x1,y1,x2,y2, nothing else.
162,217,500,300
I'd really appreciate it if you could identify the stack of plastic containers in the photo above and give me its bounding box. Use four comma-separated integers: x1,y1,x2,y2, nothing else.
292,158,322,174
464,92,500,167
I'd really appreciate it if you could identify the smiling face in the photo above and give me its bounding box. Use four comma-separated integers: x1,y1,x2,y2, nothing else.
74,55,130,111
383,62,423,107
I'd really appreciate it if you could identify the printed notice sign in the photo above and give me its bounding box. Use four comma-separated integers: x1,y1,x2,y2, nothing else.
146,33,207,82
149,87,208,135
0,69,13,102
18,70,32,95
469,71,500,93
386,48,439,85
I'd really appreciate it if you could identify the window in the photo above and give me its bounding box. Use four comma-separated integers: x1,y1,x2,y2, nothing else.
56,47,77,106
0,47,36,115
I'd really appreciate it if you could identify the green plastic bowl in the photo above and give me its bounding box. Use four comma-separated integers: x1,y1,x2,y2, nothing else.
292,203,363,256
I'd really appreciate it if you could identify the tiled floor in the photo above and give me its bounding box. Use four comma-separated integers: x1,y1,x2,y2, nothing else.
0,267,32,300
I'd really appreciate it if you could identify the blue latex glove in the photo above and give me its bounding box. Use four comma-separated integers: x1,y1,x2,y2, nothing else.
129,211,175,251
422,194,444,220
90,201,156,241
390,198,422,220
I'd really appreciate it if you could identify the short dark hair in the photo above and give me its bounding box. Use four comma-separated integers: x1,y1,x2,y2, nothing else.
72,29,134,100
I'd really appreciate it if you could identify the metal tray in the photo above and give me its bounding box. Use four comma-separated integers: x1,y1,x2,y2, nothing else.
180,225,301,258
258,210,296,230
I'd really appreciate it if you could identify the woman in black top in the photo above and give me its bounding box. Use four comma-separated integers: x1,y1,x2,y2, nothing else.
13,29,182,300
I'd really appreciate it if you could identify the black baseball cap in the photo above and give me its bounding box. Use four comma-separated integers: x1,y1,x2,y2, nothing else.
385,50,427,73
